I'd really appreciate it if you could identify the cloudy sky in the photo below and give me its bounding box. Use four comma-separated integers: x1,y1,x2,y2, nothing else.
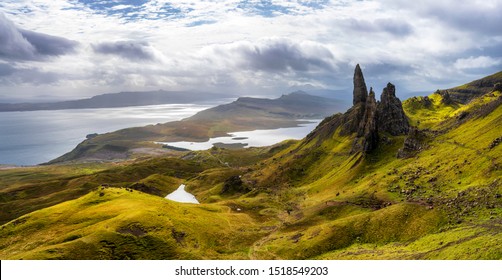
0,0,501,102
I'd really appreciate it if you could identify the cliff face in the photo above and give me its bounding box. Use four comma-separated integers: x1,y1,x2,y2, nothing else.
308,64,410,154
353,88,379,153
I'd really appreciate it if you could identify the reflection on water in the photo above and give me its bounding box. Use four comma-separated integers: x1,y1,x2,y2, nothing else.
165,184,199,204
158,120,321,151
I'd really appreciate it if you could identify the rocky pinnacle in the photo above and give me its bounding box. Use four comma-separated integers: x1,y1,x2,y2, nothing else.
353,64,368,105
307,64,410,155
377,83,410,136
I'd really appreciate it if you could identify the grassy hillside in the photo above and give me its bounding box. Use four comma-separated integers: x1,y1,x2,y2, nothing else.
0,74,501,260
0,188,263,259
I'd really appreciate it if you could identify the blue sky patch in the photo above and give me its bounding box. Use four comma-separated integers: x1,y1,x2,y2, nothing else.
73,0,147,21
298,0,330,10
186,19,218,27
237,0,329,17
237,0,291,17
70,0,191,21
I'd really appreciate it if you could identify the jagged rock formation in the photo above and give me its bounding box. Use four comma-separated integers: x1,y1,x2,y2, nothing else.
378,83,410,135
338,64,369,136
309,64,410,154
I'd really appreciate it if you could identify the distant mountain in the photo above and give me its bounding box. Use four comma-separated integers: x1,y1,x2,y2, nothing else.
288,85,352,107
0,90,230,112
188,91,343,121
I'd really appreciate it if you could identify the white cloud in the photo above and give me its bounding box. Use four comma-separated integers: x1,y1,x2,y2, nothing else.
0,0,501,100
454,56,502,70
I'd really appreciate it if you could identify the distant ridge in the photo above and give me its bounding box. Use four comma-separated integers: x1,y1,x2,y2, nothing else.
188,91,343,121
0,90,230,112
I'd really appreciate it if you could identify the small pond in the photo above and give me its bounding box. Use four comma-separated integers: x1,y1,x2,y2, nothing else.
165,184,199,204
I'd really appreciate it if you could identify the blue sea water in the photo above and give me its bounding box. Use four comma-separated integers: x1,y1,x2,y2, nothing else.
0,103,321,166
0,104,213,165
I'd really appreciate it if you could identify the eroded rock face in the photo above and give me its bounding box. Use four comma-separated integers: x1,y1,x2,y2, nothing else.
340,102,366,135
341,64,368,135
357,88,379,153
378,83,410,136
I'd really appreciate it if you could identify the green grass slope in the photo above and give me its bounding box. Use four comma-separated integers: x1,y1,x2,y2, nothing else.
0,75,501,260
0,188,264,259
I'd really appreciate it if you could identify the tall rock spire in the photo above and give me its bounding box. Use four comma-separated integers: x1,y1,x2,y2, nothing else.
308,64,410,155
353,64,368,105
377,83,410,136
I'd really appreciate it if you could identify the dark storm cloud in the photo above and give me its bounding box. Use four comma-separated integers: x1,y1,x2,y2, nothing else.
0,12,78,61
19,29,79,56
233,40,335,72
92,41,156,61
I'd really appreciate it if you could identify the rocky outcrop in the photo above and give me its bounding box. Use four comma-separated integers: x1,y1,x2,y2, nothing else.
397,127,428,158
494,83,502,92
422,96,433,107
221,175,250,194
308,64,410,154
436,71,502,104
378,83,410,136
434,90,453,105
340,64,368,135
